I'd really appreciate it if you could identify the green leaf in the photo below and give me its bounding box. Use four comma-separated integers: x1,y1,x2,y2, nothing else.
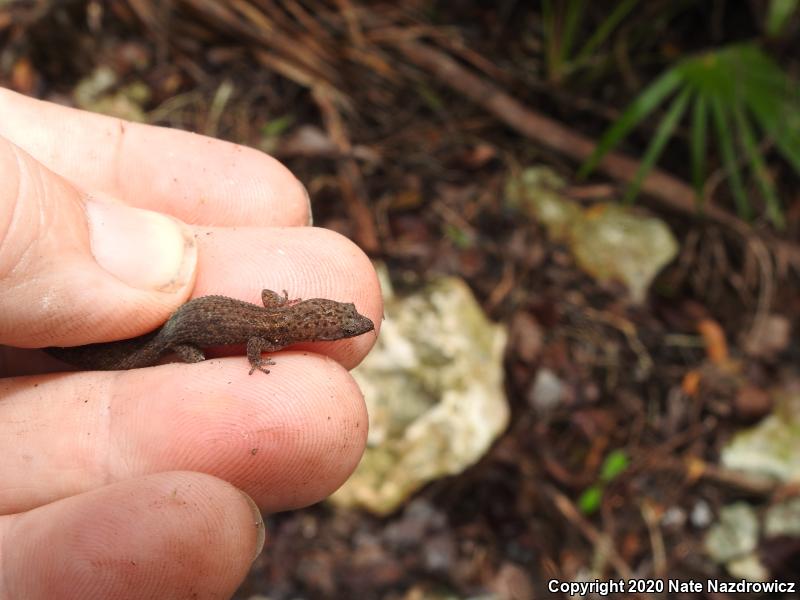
735,107,785,227
573,0,639,69
720,46,800,177
766,0,799,36
444,224,474,249
749,97,800,175
542,0,559,78
560,0,585,66
772,130,800,175
578,485,603,515
740,65,800,173
261,114,295,138
416,82,445,111
579,67,683,178
740,59,792,126
600,449,630,482
677,53,720,97
710,95,752,221
624,87,692,203
690,94,708,194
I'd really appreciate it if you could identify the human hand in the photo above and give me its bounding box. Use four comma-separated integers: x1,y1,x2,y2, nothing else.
0,88,381,599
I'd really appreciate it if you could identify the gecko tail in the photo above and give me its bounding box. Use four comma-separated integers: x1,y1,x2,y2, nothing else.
45,330,163,371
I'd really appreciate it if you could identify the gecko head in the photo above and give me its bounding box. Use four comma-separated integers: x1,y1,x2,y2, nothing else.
296,299,375,341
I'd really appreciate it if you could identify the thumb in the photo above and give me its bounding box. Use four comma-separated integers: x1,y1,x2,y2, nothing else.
0,136,196,348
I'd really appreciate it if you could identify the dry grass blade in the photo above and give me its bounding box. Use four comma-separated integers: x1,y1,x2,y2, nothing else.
128,0,349,100
313,84,379,252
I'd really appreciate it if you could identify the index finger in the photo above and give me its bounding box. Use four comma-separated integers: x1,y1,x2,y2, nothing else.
0,88,309,227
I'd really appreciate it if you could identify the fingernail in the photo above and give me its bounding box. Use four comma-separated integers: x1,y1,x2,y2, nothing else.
299,178,313,226
240,490,266,561
86,200,196,292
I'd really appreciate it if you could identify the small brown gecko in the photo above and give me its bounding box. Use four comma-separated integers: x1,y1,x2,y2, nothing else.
47,289,375,374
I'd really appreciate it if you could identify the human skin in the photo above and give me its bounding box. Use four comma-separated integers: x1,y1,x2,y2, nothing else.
0,88,381,599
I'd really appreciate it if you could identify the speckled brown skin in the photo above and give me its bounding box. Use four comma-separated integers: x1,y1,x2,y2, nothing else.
47,289,375,374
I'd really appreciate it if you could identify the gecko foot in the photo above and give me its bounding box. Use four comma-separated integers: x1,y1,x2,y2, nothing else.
262,289,301,308
248,356,277,375
283,289,302,306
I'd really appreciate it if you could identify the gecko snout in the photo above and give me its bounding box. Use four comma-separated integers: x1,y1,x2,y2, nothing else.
345,313,375,337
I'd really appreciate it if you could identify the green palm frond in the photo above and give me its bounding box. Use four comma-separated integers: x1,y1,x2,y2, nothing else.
581,43,800,227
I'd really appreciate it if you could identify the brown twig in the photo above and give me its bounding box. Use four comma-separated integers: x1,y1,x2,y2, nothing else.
544,484,635,580
640,501,667,578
